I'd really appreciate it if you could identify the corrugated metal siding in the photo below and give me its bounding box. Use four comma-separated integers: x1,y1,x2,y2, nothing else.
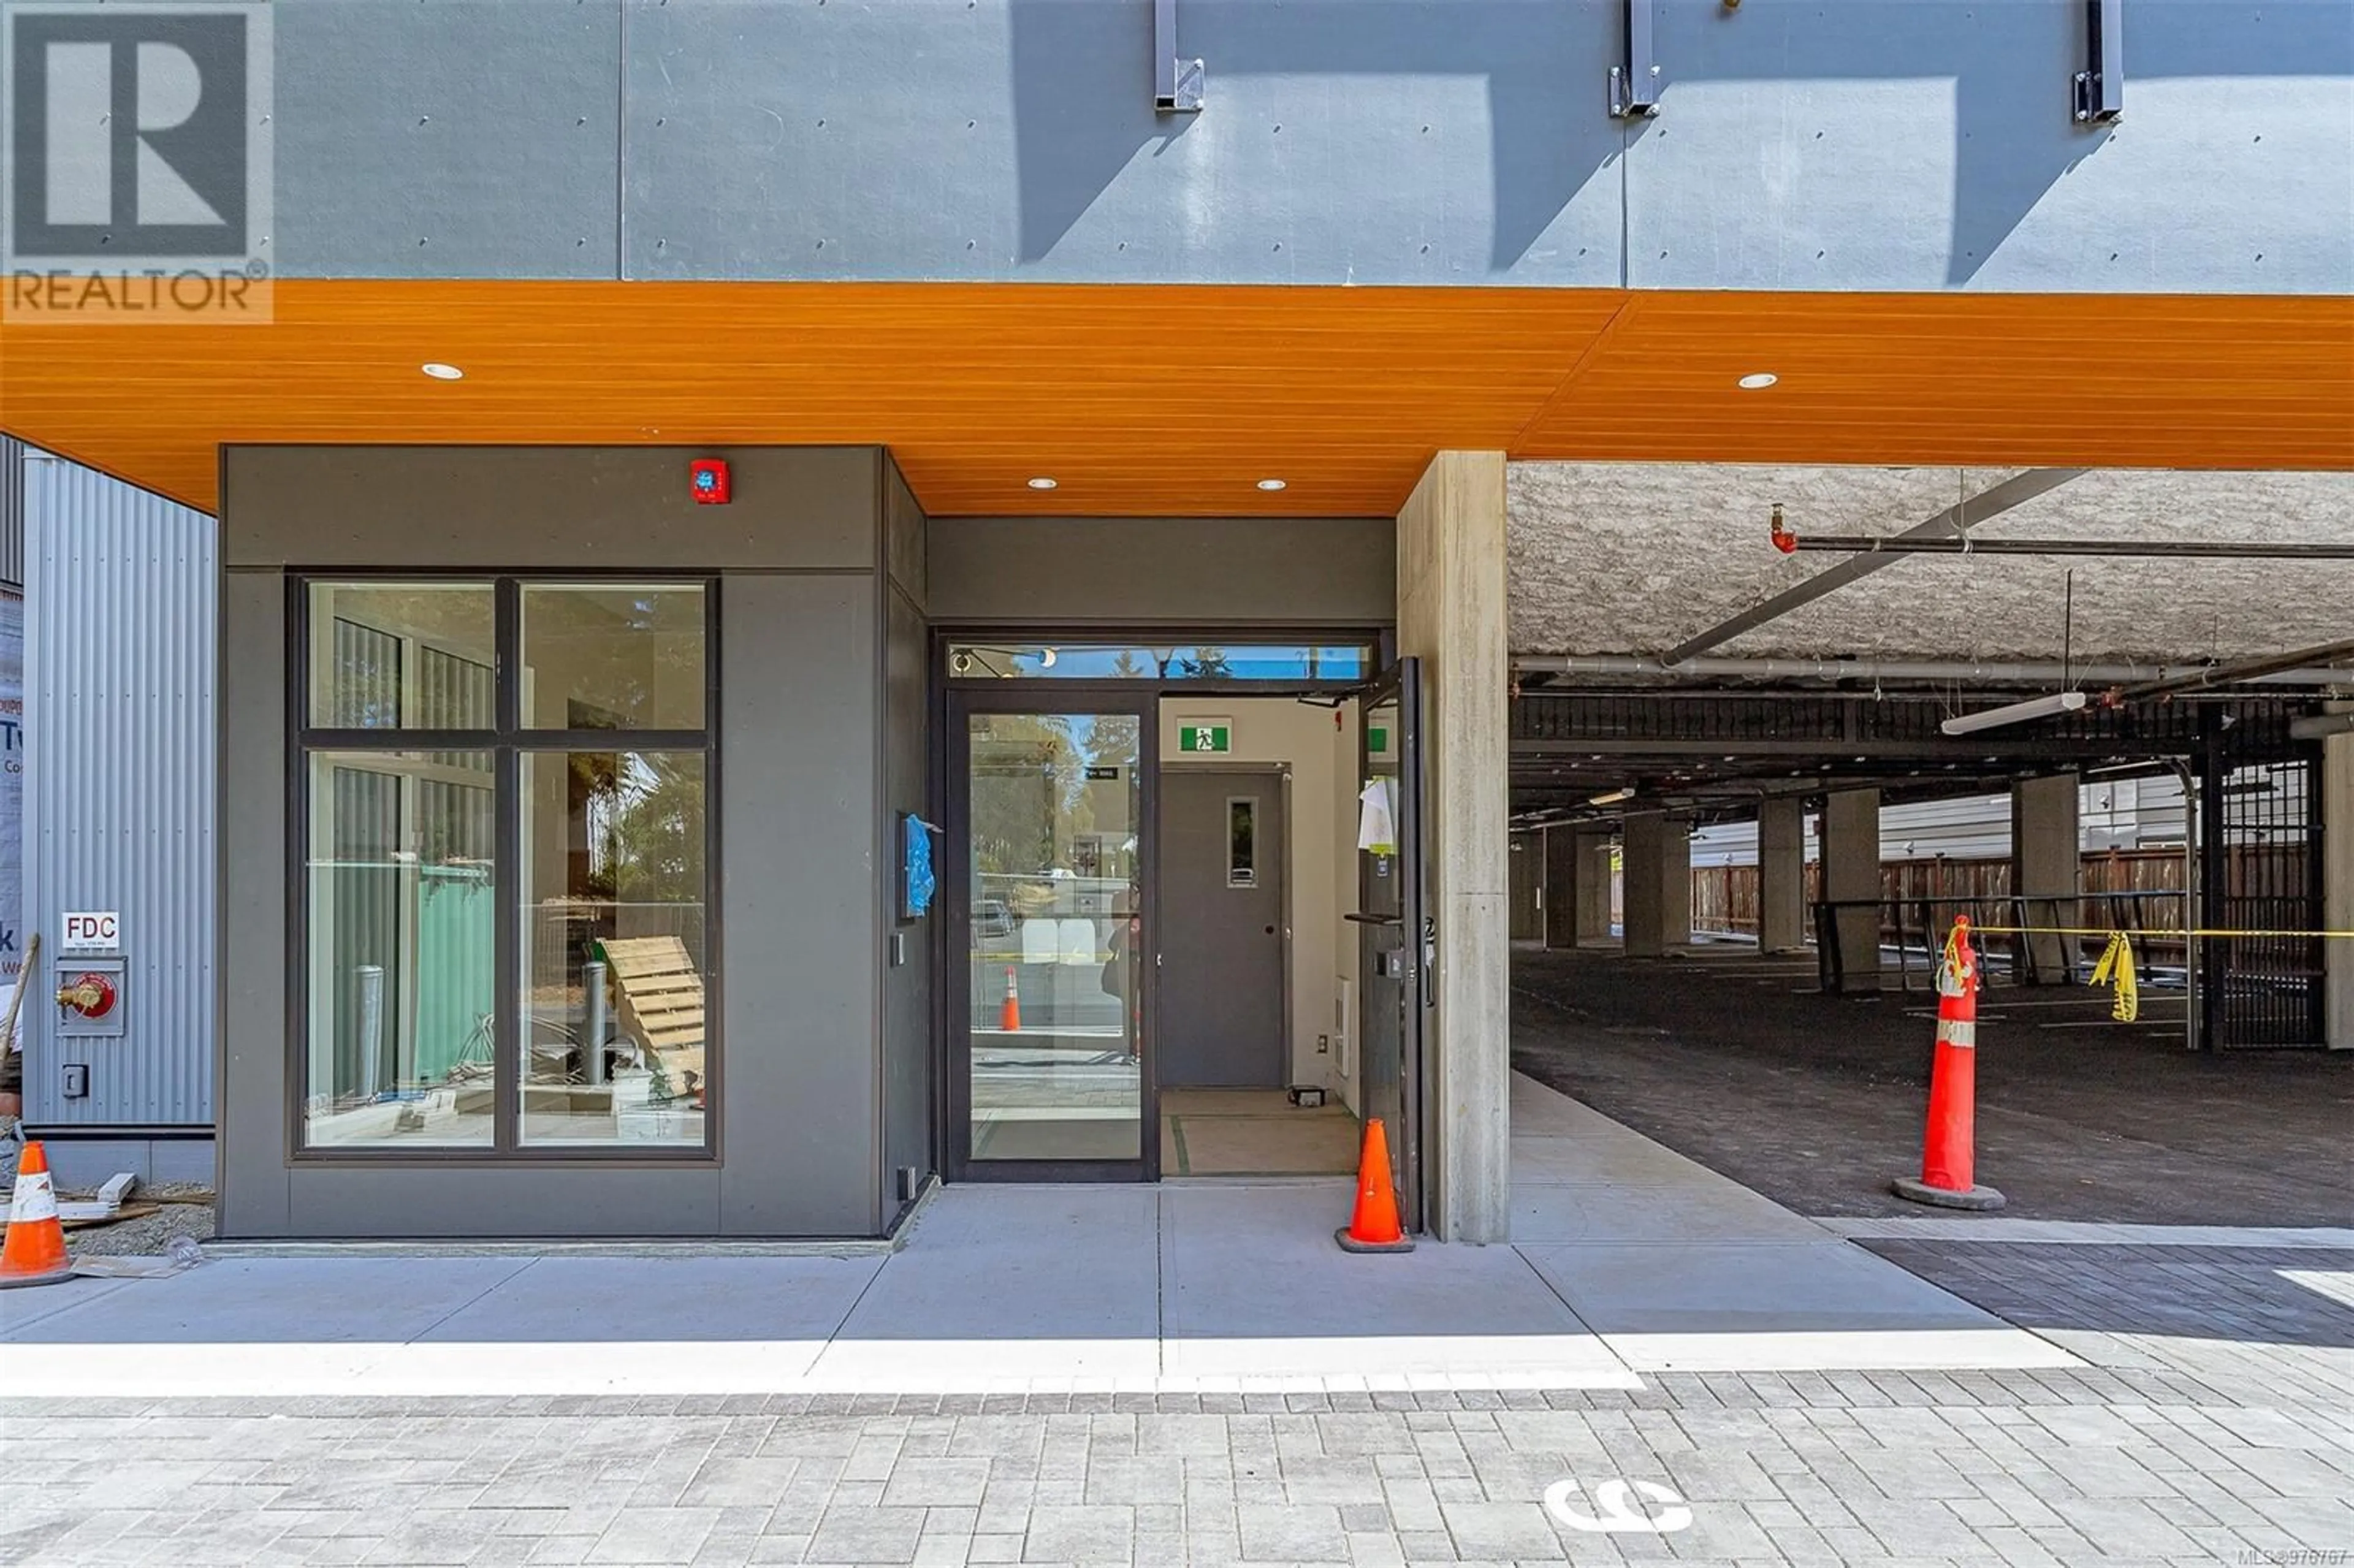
23,455,217,1127
1,437,24,588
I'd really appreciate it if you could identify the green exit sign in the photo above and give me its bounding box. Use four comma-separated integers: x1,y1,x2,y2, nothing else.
1179,722,1232,754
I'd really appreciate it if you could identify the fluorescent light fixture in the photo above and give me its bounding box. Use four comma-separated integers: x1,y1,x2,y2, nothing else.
421,362,465,381
1026,476,1058,490
1256,478,1288,492
1940,690,2088,736
1588,787,1635,806
1737,372,1778,389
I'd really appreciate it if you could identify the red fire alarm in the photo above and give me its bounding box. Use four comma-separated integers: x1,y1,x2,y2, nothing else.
690,458,731,505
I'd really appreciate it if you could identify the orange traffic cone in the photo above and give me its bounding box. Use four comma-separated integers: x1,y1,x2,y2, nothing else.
1892,918,2005,1211
1000,967,1022,1033
1335,1118,1414,1253
1,1141,74,1290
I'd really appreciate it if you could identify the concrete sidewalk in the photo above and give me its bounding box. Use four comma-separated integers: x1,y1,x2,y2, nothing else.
0,1075,2070,1400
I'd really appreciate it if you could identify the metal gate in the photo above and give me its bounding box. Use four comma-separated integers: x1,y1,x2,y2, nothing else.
2201,755,2328,1048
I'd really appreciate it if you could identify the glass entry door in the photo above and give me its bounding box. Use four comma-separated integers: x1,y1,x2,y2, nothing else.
1353,659,1428,1232
947,692,1154,1179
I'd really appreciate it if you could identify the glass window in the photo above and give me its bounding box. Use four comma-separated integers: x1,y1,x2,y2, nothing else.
967,713,1142,1162
521,585,706,731
299,577,712,1157
1228,797,1257,889
520,752,707,1146
948,643,1373,683
302,752,496,1147
308,584,495,729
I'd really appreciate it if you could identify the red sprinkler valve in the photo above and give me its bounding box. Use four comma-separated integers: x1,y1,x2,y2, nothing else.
1769,503,1797,554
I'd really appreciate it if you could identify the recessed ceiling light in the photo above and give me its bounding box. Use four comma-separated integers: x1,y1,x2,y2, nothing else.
1026,476,1057,490
1256,478,1287,492
1737,372,1778,390
421,362,465,381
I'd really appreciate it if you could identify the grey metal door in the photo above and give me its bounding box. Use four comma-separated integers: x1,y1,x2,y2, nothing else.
1157,769,1287,1087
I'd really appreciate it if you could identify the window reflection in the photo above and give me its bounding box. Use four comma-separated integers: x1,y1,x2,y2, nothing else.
522,752,708,1145
303,752,495,1147
949,644,1371,682
967,714,1141,1161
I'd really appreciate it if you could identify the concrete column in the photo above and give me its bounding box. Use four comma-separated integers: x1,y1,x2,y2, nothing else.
1395,451,1510,1243
1545,826,1617,949
2326,711,2352,1049
2012,772,2082,983
1821,788,1882,992
1542,826,1579,950
1622,812,1691,959
1577,831,1614,945
1509,831,1543,942
1758,797,1807,953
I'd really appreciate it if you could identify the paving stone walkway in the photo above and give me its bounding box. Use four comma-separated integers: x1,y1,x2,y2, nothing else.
7,1235,2351,1568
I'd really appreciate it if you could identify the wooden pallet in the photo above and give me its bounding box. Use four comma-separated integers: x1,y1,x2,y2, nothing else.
593,936,706,1102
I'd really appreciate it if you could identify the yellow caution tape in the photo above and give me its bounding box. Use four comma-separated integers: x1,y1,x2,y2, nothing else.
2086,931,2139,1022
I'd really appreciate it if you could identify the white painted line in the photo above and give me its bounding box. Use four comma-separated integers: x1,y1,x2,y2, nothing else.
1813,1217,2354,1248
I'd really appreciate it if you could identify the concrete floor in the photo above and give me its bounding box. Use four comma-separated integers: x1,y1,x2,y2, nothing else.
1511,943,2354,1228
1,1074,2071,1401
1158,1088,1358,1177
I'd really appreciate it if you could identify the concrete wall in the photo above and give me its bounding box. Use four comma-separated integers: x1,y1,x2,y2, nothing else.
265,0,2348,294
19,453,218,1189
217,446,896,1238
1396,451,1510,1244
1157,695,1358,1105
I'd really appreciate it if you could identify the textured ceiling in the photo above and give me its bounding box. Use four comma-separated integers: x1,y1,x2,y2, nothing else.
1509,463,2354,664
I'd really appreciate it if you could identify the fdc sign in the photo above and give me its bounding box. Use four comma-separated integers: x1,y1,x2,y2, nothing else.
2,1,274,323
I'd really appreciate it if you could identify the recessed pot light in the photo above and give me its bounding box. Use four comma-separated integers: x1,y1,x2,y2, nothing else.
1737,372,1778,390
421,362,465,381
1256,478,1288,492
1026,476,1058,490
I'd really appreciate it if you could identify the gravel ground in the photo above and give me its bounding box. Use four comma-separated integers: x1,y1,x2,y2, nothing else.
53,1181,217,1257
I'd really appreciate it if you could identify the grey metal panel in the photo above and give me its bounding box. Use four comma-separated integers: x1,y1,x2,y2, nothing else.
0,437,23,588
21,456,218,1130
620,0,1621,286
271,0,623,279
1629,0,2353,293
880,582,932,1204
290,1166,719,1238
927,516,1395,628
222,447,880,571
720,573,883,1236
217,569,290,1235
884,457,928,613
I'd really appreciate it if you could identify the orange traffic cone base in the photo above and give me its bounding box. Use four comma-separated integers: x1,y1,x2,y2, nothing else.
1,1141,75,1290
1891,1175,2006,1212
1335,1117,1415,1254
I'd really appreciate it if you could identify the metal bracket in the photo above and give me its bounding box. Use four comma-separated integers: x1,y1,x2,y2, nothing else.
2071,0,2122,124
1608,0,1661,118
1154,0,1205,113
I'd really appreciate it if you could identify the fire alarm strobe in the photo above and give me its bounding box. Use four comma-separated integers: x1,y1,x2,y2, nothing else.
690,458,731,504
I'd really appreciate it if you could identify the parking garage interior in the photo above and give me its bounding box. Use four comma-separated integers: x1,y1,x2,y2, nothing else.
1502,462,2353,1230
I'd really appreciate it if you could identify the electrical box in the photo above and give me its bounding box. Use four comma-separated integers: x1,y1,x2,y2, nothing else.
55,955,128,1038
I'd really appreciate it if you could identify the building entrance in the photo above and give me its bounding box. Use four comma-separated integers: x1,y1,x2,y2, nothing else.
1156,766,1287,1089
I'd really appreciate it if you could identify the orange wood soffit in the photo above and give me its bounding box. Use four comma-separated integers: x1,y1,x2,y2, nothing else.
2,281,2347,517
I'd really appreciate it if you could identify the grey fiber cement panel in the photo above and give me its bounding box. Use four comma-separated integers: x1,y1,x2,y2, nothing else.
221,447,882,571
270,0,623,280
216,568,292,1237
924,515,1397,628
719,574,885,1237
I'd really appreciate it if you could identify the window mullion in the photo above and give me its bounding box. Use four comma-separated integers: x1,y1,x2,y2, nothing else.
493,743,520,1153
